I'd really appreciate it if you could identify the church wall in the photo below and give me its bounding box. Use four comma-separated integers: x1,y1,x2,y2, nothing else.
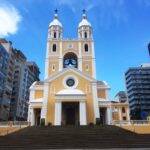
62,41,79,56
34,90,44,99
111,105,129,121
46,71,95,125
97,89,106,99
48,58,59,76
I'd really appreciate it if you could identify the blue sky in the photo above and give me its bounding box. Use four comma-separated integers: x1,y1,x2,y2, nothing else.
0,0,150,98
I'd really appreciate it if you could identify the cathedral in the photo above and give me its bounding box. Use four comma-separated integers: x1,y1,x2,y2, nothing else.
28,10,130,126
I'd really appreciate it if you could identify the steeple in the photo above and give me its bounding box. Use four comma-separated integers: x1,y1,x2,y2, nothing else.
78,10,92,39
49,9,62,28
48,10,63,39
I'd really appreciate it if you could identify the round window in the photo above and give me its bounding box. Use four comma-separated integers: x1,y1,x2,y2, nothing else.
66,78,75,87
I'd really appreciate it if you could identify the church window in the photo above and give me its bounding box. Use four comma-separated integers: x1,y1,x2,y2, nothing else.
122,107,126,113
54,32,56,38
63,52,78,68
123,116,127,120
52,44,56,52
86,64,89,71
84,44,88,52
66,78,75,87
84,32,87,38
52,64,55,71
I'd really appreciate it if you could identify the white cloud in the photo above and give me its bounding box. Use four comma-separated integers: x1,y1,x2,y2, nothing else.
0,3,22,37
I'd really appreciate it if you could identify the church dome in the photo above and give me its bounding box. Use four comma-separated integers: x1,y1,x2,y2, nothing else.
49,10,62,28
78,11,91,28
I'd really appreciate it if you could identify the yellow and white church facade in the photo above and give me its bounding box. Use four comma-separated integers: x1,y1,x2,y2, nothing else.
28,10,130,126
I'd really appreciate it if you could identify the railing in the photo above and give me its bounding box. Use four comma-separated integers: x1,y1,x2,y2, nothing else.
0,121,29,128
112,120,150,125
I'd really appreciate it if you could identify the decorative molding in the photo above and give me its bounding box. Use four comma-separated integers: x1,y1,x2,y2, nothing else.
92,82,100,121
55,95,86,101
63,75,78,89
79,102,87,125
45,67,97,83
54,102,62,125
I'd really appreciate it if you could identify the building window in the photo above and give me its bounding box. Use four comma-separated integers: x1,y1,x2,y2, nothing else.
63,52,78,68
84,44,88,52
52,44,56,52
84,32,87,38
86,64,89,71
122,107,126,113
54,32,56,38
66,78,75,87
123,116,127,120
52,65,55,71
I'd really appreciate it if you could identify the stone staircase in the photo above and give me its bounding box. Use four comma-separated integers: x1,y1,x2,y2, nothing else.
0,125,150,149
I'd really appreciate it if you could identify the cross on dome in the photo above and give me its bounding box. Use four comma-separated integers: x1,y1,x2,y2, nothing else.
54,9,58,18
49,9,62,28
82,9,87,19
78,9,91,28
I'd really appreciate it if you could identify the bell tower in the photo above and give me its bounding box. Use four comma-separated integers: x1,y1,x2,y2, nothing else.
45,10,63,79
78,10,96,78
78,10,93,39
48,9,63,39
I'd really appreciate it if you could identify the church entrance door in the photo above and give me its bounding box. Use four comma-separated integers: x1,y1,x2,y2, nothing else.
34,108,41,126
62,102,79,126
100,107,107,125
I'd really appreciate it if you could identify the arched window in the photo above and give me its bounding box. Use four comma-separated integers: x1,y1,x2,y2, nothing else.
86,64,89,71
84,32,87,38
122,107,126,113
54,32,56,38
52,44,56,52
63,52,78,68
52,64,55,71
84,44,88,52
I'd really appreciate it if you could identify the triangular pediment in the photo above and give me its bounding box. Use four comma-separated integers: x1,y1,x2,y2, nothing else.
44,67,97,83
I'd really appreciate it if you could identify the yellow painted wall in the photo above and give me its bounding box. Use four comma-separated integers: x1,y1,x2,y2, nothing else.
111,105,129,121
118,125,150,134
97,89,106,99
34,90,44,99
46,71,95,125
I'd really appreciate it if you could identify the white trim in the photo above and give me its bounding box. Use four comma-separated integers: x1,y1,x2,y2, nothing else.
54,102,62,125
79,102,87,125
59,41,63,71
63,75,78,89
91,41,96,78
106,107,112,125
28,89,35,123
92,82,100,122
78,42,82,71
55,95,86,101
45,67,97,83
41,83,49,119
45,40,50,79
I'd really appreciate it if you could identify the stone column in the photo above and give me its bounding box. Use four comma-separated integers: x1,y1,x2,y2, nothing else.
118,108,122,121
30,108,35,126
107,107,112,125
79,102,87,125
41,83,49,121
54,102,62,126
92,82,100,122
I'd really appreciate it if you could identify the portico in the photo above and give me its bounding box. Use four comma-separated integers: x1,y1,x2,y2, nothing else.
54,89,87,126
